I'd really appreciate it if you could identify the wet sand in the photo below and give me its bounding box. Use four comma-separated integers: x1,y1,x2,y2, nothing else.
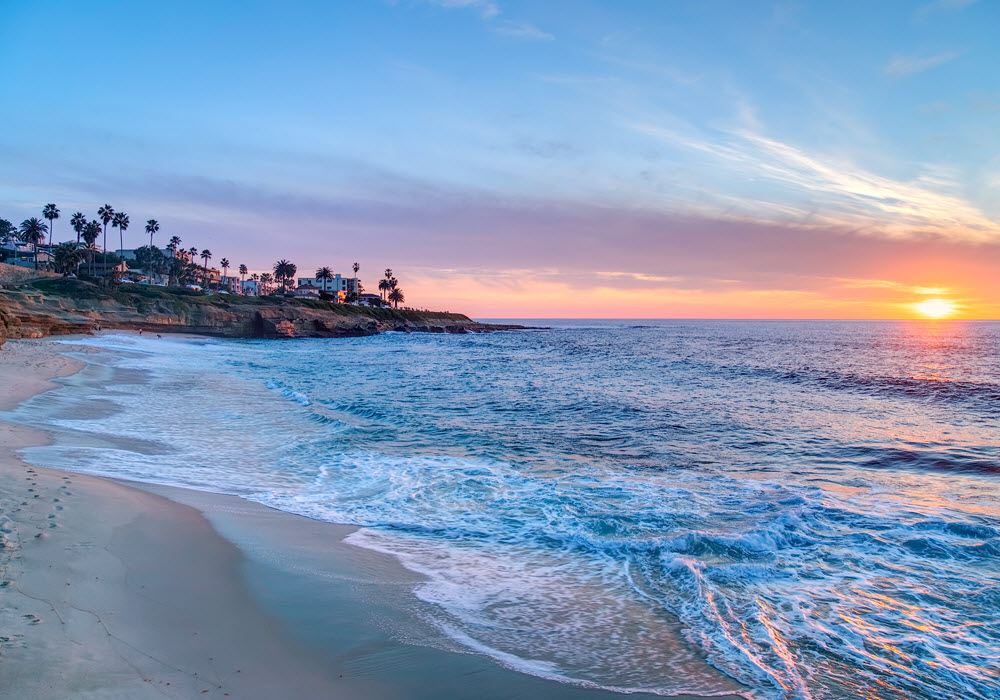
0,337,746,699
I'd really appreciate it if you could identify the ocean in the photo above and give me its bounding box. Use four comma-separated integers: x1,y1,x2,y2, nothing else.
8,320,1000,699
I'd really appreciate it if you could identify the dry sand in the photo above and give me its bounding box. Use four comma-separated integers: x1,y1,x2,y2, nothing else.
0,337,746,700
0,340,376,698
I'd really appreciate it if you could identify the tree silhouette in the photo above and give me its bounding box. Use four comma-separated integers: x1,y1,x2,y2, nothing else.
82,220,101,275
19,218,48,269
97,204,114,254
315,266,333,295
70,212,86,246
200,249,212,288
145,219,159,247
42,203,59,250
52,242,83,275
112,211,129,257
0,219,15,263
273,259,296,290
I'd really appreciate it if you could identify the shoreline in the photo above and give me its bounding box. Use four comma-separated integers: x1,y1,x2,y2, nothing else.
0,269,533,346
0,336,746,700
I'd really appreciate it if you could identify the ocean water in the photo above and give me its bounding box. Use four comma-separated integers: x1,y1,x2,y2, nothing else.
7,320,1000,699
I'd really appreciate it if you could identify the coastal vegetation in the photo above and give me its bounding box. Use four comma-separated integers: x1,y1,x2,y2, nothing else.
18,218,47,269
0,269,519,347
2,202,408,310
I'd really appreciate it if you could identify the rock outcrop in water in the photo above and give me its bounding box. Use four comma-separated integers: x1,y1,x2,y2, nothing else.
0,271,525,347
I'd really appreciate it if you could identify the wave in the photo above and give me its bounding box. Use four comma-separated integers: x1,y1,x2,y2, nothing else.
835,444,1000,476
736,362,1000,414
21,328,1000,699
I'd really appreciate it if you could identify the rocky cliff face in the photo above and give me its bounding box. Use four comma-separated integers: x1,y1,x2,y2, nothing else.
0,278,524,348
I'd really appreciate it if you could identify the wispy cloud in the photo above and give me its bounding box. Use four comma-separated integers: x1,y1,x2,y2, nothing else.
595,270,680,284
511,138,578,158
420,1,553,41
424,0,499,19
883,51,959,78
629,121,1000,243
916,0,980,20
495,21,554,41
597,54,701,86
831,278,948,295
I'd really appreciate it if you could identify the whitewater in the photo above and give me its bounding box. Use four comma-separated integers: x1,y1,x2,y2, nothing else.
7,320,1000,699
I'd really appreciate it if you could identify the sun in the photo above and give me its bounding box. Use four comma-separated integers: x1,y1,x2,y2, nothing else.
912,298,956,319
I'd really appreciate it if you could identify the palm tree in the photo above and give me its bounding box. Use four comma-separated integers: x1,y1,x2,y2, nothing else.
19,218,48,269
388,287,405,309
112,211,129,256
52,242,83,275
42,203,59,249
273,259,296,291
200,249,212,288
220,258,230,280
380,268,395,301
160,236,178,285
97,204,115,254
82,220,101,275
315,266,333,295
70,212,86,245
239,264,248,292
0,219,13,261
259,272,273,295
145,219,159,248
188,246,198,263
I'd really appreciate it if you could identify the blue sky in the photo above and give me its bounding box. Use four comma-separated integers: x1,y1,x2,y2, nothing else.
2,0,998,316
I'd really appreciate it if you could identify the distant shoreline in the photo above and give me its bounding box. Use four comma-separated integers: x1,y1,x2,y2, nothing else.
0,270,532,347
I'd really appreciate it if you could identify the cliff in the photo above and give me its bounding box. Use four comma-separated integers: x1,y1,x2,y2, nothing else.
0,274,524,347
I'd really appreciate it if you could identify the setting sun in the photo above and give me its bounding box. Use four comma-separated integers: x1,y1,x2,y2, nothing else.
913,298,956,319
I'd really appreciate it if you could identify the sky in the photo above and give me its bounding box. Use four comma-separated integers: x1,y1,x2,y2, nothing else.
1,0,998,318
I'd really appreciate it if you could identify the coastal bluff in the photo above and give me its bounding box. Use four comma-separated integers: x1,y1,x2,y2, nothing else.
0,272,524,347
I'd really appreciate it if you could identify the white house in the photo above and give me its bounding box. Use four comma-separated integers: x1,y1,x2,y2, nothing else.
2,240,52,268
219,275,242,293
241,279,260,296
358,293,384,307
296,274,358,296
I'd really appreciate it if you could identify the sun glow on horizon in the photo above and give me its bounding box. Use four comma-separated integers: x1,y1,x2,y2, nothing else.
913,298,957,319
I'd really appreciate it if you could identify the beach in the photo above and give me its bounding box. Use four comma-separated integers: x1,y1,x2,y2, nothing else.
0,337,744,700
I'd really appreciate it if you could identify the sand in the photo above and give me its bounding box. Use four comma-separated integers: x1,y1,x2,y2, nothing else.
0,337,746,699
